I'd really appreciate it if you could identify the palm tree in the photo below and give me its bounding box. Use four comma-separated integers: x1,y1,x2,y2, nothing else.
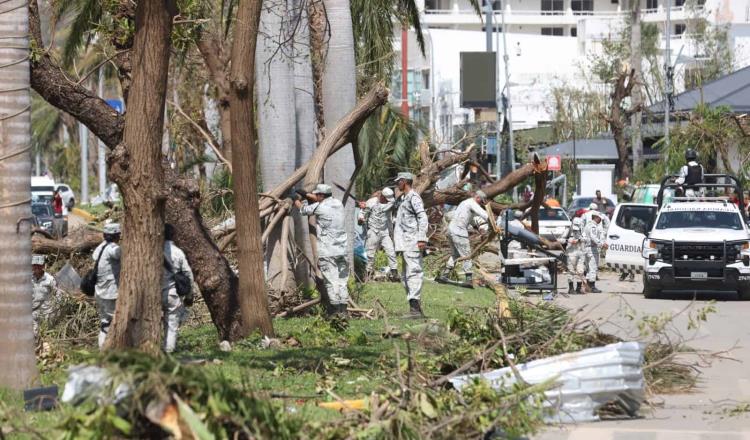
257,0,298,292
0,0,40,389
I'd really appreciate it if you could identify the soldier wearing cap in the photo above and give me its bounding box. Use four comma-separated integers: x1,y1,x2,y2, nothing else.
161,223,195,353
582,212,607,293
583,202,609,270
359,187,399,281
295,183,350,318
92,222,122,348
438,191,489,285
393,172,429,318
31,254,59,336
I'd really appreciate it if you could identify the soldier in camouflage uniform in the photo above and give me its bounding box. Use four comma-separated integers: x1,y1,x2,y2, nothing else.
393,172,429,318
31,254,58,336
566,218,586,295
438,190,489,285
296,184,350,318
359,187,398,281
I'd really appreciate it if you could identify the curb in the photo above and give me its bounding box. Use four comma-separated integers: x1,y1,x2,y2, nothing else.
71,207,95,222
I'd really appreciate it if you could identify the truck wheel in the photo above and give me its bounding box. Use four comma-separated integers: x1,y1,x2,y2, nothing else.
738,288,750,301
643,274,659,299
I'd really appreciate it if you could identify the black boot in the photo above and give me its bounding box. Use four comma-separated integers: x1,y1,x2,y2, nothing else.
589,282,602,293
568,281,575,296
436,268,451,284
464,273,474,288
619,272,628,281
576,283,582,294
389,269,401,282
404,299,425,319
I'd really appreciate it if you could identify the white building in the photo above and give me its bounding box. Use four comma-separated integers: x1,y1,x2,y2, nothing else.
397,0,750,147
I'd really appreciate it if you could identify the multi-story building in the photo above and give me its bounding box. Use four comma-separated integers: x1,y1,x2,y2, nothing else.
396,0,750,149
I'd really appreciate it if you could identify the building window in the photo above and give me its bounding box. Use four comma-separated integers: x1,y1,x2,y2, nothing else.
541,0,563,14
571,0,593,15
541,27,564,36
611,0,618,3
646,0,658,9
675,0,685,6
674,23,686,35
571,27,577,37
482,0,502,10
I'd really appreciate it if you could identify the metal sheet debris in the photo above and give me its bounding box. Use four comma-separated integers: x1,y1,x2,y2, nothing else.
449,342,646,423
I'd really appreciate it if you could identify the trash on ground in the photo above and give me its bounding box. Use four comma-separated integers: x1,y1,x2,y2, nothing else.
23,385,58,411
61,365,130,406
449,341,646,423
55,262,81,293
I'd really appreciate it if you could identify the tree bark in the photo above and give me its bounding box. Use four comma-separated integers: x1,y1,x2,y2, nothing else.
104,0,176,352
257,0,298,293
229,0,274,336
604,69,636,179
320,0,357,268
0,0,38,389
32,228,102,255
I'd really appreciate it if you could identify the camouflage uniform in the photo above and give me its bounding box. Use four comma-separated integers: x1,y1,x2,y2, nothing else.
31,272,58,335
300,195,350,306
394,189,429,300
446,197,488,276
92,240,121,348
162,240,194,353
566,218,586,289
362,197,397,273
583,221,605,284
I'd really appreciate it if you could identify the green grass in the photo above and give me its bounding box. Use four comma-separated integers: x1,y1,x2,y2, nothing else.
1,281,497,435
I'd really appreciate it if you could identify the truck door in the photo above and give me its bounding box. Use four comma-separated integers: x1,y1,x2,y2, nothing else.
604,203,658,271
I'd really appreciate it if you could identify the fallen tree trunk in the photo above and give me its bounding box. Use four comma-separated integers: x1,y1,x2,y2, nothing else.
421,154,546,208
32,228,103,255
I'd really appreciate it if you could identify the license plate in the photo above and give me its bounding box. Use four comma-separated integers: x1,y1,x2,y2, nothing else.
691,272,708,279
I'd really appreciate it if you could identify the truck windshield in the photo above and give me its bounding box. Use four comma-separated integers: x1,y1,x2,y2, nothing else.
539,209,567,221
655,211,744,230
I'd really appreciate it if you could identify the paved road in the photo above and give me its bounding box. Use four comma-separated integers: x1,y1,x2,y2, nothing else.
535,272,750,440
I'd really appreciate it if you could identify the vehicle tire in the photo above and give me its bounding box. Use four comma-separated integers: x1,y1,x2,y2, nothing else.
67,198,75,210
642,274,660,299
738,288,750,301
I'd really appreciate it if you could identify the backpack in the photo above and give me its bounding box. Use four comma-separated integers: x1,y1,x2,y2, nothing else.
80,244,108,296
164,257,192,297
685,163,703,186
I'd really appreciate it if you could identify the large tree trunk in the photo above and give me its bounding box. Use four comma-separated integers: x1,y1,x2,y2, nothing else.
104,0,176,352
292,0,316,286
320,0,357,267
229,0,274,336
257,0,298,293
0,0,38,389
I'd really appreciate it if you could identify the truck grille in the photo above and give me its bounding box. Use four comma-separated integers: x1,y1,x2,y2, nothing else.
673,243,725,261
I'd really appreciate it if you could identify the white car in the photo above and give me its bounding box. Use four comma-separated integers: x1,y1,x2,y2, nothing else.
537,207,572,245
55,183,75,210
31,175,55,204
606,174,750,299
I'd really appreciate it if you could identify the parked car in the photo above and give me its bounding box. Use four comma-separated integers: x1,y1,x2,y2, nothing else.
31,202,68,238
31,202,55,235
537,207,572,245
566,196,616,219
55,183,76,210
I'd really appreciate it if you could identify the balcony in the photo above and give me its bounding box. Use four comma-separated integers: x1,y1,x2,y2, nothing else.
423,5,701,27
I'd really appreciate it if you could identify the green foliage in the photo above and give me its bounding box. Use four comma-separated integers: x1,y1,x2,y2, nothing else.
650,105,750,179
355,105,419,197
54,351,303,439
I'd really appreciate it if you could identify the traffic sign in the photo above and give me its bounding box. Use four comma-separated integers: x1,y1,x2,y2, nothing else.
547,155,561,171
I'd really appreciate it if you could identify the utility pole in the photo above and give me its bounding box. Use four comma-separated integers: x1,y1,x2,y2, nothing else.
97,67,107,198
664,0,672,150
79,121,89,204
485,3,501,178
401,27,409,118
630,0,643,174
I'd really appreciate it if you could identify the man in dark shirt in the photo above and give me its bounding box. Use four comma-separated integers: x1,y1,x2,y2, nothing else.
593,190,610,213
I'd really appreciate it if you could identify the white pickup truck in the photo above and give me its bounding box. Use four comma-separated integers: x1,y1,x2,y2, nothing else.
605,175,750,299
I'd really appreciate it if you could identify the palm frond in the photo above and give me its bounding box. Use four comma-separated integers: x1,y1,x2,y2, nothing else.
55,0,104,68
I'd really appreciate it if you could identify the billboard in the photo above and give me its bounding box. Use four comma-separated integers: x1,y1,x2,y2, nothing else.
460,52,496,108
